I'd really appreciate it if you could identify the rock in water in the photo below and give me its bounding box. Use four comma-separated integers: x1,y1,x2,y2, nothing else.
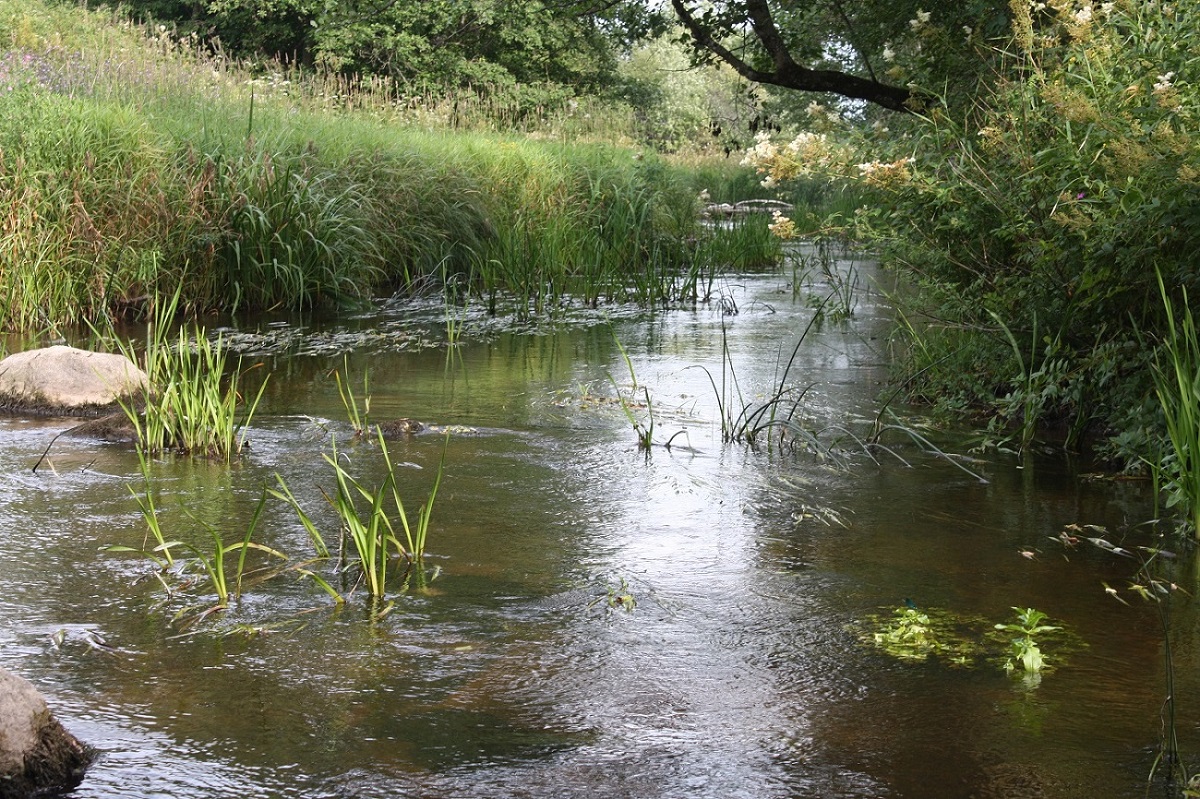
0,668,93,798
0,345,147,412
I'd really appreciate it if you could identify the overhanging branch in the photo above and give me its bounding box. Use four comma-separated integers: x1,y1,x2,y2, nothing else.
669,0,916,111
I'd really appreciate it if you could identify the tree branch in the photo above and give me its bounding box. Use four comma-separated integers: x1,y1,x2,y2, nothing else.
669,0,916,112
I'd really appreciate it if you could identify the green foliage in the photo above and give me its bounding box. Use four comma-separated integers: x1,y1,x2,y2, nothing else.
1151,274,1200,537
110,477,287,622
0,1,728,329
590,577,637,613
274,430,448,598
746,1,1200,465
994,607,1059,674
615,29,762,154
865,605,981,666
865,602,1072,677
109,290,267,460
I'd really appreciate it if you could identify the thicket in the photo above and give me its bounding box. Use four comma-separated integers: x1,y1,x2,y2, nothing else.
0,0,775,333
747,1,1200,481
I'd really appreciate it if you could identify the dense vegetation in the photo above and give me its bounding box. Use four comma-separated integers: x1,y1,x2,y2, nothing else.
3,0,1200,531
0,0,782,332
742,1,1200,528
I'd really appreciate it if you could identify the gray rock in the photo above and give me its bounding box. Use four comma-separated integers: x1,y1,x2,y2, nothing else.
0,668,92,798
0,346,147,413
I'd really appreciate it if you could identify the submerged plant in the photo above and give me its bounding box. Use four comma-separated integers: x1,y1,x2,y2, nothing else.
863,603,981,667
873,605,941,661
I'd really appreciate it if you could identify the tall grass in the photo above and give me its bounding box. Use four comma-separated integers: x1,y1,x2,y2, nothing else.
0,0,770,330
1152,273,1200,538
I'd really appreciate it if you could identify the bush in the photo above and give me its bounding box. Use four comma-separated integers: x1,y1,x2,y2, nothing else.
745,1,1200,463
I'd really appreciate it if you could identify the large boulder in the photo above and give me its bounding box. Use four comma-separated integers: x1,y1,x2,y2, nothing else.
0,669,93,798
0,345,147,414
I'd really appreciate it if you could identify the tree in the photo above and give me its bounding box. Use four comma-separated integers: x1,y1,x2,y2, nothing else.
595,0,1012,112
122,0,625,95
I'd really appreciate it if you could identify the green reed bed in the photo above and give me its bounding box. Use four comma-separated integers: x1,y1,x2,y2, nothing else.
0,0,769,330
105,290,267,460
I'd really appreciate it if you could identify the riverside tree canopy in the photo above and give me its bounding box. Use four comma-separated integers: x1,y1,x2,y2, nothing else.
121,0,625,92
635,0,1014,111
121,0,1012,110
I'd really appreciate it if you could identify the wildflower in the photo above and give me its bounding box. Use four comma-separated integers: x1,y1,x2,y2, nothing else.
963,25,973,39
882,43,896,62
1073,3,1093,23
1154,71,1176,92
909,9,931,31
1100,2,1115,13
768,210,798,241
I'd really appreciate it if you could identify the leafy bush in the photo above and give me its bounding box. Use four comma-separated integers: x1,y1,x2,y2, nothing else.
746,1,1200,470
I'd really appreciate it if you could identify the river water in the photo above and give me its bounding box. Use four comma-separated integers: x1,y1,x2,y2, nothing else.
0,253,1194,798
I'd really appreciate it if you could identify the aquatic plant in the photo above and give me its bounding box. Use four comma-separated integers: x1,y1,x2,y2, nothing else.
334,360,372,438
864,603,979,667
110,481,288,622
1151,273,1200,538
589,578,637,613
388,431,448,569
324,435,401,597
125,447,174,568
156,327,267,459
872,606,941,661
1057,524,1189,789
275,430,448,598
106,288,267,460
175,489,286,615
994,607,1058,675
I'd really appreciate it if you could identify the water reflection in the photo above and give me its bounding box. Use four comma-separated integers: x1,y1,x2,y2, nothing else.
0,263,1188,798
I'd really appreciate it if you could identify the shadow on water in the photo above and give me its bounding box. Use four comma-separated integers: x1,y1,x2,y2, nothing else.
0,258,1193,798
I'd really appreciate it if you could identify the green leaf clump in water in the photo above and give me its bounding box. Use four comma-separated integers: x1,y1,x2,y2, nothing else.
864,605,983,667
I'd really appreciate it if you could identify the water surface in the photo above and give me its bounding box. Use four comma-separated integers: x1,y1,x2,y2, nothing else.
0,258,1190,798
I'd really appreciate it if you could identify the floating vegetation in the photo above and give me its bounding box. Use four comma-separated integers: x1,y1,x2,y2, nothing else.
860,603,1081,677
590,577,637,614
219,325,440,358
863,604,983,667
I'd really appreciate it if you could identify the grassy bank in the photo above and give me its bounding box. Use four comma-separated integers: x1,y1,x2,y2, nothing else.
0,0,775,333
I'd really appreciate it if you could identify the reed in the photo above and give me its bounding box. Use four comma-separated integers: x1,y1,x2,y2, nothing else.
110,292,267,460
334,360,372,437
176,490,286,612
324,436,398,597
384,430,448,567
1151,272,1200,538
273,430,449,598
116,448,175,568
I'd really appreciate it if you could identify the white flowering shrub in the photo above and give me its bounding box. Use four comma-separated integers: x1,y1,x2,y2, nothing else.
746,0,1200,462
